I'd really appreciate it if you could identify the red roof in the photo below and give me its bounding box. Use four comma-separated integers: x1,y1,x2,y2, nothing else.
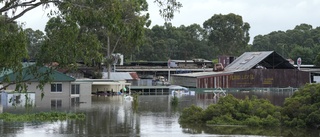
129,72,140,80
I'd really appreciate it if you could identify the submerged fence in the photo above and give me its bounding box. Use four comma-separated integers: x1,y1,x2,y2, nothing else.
189,87,299,94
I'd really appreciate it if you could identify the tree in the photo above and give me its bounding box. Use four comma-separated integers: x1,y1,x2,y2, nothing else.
0,0,181,22
0,0,182,89
0,15,29,90
282,83,320,128
25,28,45,60
38,16,102,69
203,13,250,56
0,0,60,22
181,24,209,59
153,0,182,21
288,45,313,64
53,0,149,79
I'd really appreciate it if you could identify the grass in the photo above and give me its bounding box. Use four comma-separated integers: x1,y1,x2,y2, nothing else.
0,112,85,122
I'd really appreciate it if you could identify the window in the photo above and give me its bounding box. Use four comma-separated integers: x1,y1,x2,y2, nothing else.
71,84,80,94
51,99,62,109
51,83,62,92
71,97,80,107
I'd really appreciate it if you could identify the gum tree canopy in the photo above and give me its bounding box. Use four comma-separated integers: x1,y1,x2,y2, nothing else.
203,13,250,56
0,0,181,22
0,0,182,90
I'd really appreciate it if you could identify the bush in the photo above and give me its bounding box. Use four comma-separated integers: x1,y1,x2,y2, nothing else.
180,84,320,129
282,83,320,128
244,116,261,127
179,94,281,127
179,105,203,124
207,113,240,125
261,115,280,127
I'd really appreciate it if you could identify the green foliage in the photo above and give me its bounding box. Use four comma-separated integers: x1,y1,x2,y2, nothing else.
212,59,218,64
0,0,182,90
0,112,85,122
92,71,102,79
179,105,203,124
133,13,252,61
282,83,320,128
0,16,27,71
252,23,320,64
289,46,313,64
179,94,281,127
134,23,212,61
171,96,179,106
243,116,261,127
208,113,240,125
180,84,320,129
25,28,45,60
56,0,151,77
203,13,250,56
0,16,46,92
38,16,102,68
132,93,139,112
154,0,182,21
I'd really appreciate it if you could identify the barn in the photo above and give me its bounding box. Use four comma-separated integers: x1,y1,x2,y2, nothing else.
171,51,310,88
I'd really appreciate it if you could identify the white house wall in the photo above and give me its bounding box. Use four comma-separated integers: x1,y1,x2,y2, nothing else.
71,82,92,96
92,85,119,92
3,82,71,98
35,95,71,109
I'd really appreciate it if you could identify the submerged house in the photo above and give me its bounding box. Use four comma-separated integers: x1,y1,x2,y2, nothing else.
0,63,83,109
171,51,310,88
0,63,76,95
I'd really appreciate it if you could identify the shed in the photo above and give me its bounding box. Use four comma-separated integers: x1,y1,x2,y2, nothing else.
171,51,310,88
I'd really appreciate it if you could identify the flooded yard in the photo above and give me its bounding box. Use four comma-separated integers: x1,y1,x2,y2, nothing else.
0,91,319,136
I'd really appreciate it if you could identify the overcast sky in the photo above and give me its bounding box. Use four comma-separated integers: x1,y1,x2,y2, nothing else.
16,0,320,43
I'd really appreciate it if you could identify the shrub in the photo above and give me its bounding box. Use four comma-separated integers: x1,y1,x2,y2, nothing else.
244,116,261,127
282,83,320,128
179,105,203,124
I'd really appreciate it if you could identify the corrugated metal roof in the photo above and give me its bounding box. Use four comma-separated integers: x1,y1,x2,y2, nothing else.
102,72,133,80
172,70,237,78
0,64,75,82
225,51,273,71
171,59,212,63
0,62,34,78
171,51,295,78
75,79,118,82
225,51,295,71
130,86,169,89
92,82,120,85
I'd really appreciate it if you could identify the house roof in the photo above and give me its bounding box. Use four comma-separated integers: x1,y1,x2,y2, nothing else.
172,51,295,78
172,70,238,78
0,63,75,82
102,72,134,80
225,51,294,71
129,72,140,80
171,59,212,63
0,62,34,78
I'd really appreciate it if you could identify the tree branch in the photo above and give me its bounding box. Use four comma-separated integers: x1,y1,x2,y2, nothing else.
0,67,53,91
0,0,61,22
0,0,18,12
111,34,122,54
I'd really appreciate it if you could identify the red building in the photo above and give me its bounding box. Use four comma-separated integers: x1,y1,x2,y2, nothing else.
171,51,310,88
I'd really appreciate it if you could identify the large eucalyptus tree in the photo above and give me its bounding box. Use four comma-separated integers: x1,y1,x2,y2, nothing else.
203,13,250,56
0,0,182,89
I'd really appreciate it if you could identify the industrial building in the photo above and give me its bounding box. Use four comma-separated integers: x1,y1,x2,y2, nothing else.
171,51,310,88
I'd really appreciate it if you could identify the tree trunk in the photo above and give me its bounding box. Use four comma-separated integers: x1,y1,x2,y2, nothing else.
107,35,111,79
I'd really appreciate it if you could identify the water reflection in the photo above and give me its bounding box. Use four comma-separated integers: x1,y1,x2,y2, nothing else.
0,91,319,136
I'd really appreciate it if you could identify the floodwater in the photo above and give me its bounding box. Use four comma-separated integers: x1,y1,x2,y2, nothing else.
0,91,319,137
